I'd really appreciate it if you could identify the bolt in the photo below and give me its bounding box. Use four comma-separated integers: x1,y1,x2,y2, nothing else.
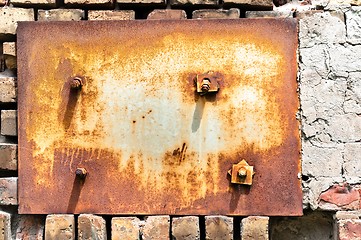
70,77,83,89
238,167,247,178
201,78,211,92
75,167,87,179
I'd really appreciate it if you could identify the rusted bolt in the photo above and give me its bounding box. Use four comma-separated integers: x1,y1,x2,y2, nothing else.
201,78,211,92
238,167,247,178
70,76,83,89
75,168,87,179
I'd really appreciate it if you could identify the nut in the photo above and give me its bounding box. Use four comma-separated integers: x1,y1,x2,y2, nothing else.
70,76,83,89
75,168,87,179
201,78,211,92
238,167,247,178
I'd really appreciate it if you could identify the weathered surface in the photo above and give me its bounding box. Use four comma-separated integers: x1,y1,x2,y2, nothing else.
246,10,293,18
192,8,240,19
78,214,106,240
2,42,15,56
10,0,56,7
172,216,200,240
0,144,17,171
112,217,140,240
0,211,11,240
65,0,113,6
147,9,187,19
318,183,360,210
88,10,135,20
45,215,75,240
0,177,17,205
142,216,170,240
338,219,361,240
117,0,165,4
170,0,217,5
223,0,272,8
15,215,45,240
1,110,17,136
299,11,361,210
205,216,233,240
271,211,334,240
241,216,269,240
17,19,301,215
0,77,16,103
38,9,84,21
0,7,34,41
345,7,361,44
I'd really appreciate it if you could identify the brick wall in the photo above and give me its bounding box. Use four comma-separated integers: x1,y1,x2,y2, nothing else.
1,0,361,239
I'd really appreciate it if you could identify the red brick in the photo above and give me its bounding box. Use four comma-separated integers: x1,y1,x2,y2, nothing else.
337,219,361,240
65,0,114,7
170,0,218,5
0,177,17,205
147,9,187,19
319,183,360,210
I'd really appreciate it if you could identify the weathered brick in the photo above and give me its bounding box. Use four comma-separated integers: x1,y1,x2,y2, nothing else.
241,216,269,240
65,0,114,6
0,144,17,171
245,10,293,18
0,77,16,103
78,214,106,240
336,218,361,240
147,9,187,19
299,11,346,48
192,8,240,19
0,211,11,240
45,215,75,240
142,215,170,240
0,7,34,41
15,215,44,240
346,7,361,45
223,0,272,8
343,143,361,183
88,10,135,20
2,42,15,56
172,216,200,240
0,177,17,205
170,0,217,6
1,110,17,136
205,216,233,240
38,9,85,21
112,217,140,240
10,0,56,7
117,0,165,4
318,183,360,210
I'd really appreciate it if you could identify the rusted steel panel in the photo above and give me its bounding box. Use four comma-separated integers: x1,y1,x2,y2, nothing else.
17,19,301,215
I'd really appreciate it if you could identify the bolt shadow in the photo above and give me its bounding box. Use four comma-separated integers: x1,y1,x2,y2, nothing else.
66,177,85,213
191,93,217,133
62,85,81,131
228,176,251,212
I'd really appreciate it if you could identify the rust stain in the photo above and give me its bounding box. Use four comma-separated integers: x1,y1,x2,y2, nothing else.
17,19,301,215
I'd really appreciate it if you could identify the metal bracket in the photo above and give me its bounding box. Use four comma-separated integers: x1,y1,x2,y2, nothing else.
195,71,219,95
228,159,255,185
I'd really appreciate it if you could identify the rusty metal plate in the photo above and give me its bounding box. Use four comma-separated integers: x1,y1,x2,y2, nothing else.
17,19,302,215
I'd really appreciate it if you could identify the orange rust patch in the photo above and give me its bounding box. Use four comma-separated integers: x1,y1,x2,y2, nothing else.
17,19,301,215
